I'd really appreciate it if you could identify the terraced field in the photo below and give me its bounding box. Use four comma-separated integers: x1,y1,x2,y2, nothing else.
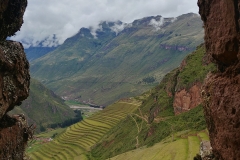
28,98,140,160
110,130,209,160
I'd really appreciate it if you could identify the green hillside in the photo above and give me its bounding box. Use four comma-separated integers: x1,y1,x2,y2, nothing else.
90,105,207,159
110,130,209,160
27,99,140,159
10,79,80,133
89,45,216,159
27,45,215,159
30,13,204,106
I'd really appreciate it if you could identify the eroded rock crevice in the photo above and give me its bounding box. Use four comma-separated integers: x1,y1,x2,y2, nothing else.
173,83,202,115
198,0,240,159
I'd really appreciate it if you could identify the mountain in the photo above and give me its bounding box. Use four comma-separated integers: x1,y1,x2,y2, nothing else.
27,45,216,159
25,46,57,61
9,79,81,133
30,13,204,106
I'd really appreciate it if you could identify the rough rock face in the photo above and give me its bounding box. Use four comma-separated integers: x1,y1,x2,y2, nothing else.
198,0,240,67
0,0,29,159
202,66,240,160
0,41,30,118
0,0,27,40
198,0,240,159
0,114,29,159
173,83,202,114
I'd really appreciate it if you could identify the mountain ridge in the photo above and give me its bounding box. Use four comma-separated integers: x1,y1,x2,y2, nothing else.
30,13,204,106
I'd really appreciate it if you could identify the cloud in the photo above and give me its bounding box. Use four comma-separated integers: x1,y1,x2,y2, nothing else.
110,22,129,35
10,0,199,48
149,16,178,31
149,18,164,31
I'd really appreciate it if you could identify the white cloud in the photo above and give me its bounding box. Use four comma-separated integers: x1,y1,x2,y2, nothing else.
149,18,164,31
10,0,199,48
149,17,178,31
90,24,103,39
110,22,128,35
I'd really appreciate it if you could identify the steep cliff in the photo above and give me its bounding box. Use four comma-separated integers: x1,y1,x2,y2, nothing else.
173,83,202,114
198,0,240,159
172,45,215,115
0,0,30,159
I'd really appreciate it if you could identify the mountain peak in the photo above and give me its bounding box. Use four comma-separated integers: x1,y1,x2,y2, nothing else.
132,15,162,26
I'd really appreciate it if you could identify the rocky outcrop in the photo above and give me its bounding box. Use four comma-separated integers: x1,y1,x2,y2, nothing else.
0,0,27,40
198,0,239,67
173,83,202,114
0,0,30,159
198,0,240,159
171,45,215,115
0,41,30,118
0,114,29,159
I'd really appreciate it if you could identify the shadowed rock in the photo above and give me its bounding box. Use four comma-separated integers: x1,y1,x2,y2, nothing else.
0,0,27,41
198,0,239,67
198,0,240,159
0,40,30,118
0,0,30,159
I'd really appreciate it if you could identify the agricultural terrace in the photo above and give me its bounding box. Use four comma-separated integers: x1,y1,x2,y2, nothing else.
28,98,140,160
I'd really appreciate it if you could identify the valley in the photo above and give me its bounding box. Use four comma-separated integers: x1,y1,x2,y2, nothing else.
5,8,213,160
1,0,239,159
66,101,103,119
29,13,204,106
25,43,215,159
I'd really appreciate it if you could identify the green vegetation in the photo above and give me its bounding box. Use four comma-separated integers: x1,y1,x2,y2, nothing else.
141,76,156,84
110,130,209,160
90,105,206,159
27,128,66,153
27,43,214,159
28,98,140,159
30,13,204,106
175,45,216,90
89,45,215,159
9,79,79,133
198,131,210,141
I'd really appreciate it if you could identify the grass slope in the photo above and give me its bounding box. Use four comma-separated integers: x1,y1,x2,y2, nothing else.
110,130,209,160
9,79,77,133
28,98,140,159
31,13,204,106
90,105,207,159
89,45,216,159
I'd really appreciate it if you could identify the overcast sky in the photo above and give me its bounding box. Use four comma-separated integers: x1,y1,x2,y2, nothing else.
11,0,199,48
